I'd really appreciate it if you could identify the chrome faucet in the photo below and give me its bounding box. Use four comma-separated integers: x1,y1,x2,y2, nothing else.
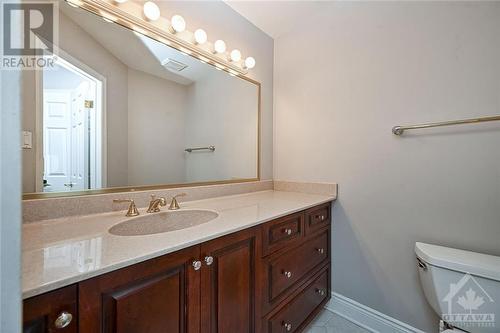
147,195,167,213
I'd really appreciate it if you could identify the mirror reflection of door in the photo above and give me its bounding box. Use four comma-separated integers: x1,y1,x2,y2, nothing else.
41,57,103,192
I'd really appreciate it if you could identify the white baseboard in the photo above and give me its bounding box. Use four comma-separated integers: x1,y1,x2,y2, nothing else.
325,292,426,333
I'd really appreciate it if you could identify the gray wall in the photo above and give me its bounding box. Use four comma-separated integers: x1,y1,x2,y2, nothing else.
274,2,500,332
158,1,274,180
127,68,188,185
1,64,22,331
185,70,258,182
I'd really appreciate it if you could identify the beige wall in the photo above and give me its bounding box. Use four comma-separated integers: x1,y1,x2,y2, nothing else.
274,1,500,331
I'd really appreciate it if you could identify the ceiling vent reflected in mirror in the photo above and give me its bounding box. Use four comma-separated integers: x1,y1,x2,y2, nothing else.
161,58,188,72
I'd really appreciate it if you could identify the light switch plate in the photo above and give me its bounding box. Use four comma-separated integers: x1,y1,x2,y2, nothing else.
22,131,32,149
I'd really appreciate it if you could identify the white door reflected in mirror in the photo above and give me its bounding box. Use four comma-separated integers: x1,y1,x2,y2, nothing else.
40,57,104,193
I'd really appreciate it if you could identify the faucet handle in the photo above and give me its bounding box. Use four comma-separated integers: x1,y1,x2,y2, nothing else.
113,199,140,217
169,193,186,210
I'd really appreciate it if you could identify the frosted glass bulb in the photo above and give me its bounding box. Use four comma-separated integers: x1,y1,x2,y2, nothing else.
194,29,207,45
244,57,256,69
230,49,241,62
214,40,226,54
171,15,186,33
143,1,160,21
114,0,127,3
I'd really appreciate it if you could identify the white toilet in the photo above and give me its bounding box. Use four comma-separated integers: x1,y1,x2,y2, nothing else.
415,242,500,333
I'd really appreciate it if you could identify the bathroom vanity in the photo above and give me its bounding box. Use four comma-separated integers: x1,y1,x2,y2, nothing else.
22,192,333,333
20,1,334,331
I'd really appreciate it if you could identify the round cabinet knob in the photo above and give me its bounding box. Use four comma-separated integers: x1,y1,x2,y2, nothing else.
54,311,73,329
284,228,292,235
283,322,292,331
192,260,202,271
204,256,214,266
316,248,325,254
316,288,326,296
283,271,292,278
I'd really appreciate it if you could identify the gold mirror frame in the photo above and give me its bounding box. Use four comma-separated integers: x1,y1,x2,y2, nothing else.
23,0,261,200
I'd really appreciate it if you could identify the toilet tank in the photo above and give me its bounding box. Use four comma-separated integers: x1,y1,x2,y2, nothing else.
415,242,500,333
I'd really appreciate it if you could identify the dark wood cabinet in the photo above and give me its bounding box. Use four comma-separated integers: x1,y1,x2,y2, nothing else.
267,230,329,302
304,203,331,235
23,202,332,333
264,266,330,333
78,245,200,333
23,285,77,333
262,212,303,257
200,227,258,333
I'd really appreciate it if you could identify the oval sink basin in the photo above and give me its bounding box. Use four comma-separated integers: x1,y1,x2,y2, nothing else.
109,210,218,236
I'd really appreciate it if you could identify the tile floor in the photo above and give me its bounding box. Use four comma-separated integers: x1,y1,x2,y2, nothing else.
304,309,370,333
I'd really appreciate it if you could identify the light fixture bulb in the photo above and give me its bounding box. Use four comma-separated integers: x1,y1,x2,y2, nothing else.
230,49,242,62
170,14,186,33
194,28,207,45
114,0,127,3
143,1,160,21
214,40,226,54
244,56,256,69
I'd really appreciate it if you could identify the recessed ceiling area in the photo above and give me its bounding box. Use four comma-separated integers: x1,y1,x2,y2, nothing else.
224,1,327,39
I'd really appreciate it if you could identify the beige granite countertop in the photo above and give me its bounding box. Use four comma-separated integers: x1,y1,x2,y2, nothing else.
23,190,334,299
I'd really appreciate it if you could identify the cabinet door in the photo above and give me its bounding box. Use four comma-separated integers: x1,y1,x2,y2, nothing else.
200,228,259,333
79,245,201,333
23,285,77,333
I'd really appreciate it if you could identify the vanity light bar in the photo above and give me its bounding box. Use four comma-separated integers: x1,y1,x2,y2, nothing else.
66,0,255,76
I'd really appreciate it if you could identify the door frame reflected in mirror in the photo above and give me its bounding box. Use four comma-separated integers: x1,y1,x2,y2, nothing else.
35,48,107,194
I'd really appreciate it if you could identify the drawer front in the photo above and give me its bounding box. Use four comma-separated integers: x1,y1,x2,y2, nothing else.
262,213,303,257
268,269,329,333
269,231,328,301
305,204,331,235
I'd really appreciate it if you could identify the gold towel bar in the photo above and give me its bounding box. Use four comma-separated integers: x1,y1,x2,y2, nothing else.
392,115,500,135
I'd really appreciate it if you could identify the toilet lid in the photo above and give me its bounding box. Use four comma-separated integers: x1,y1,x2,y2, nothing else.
415,242,500,282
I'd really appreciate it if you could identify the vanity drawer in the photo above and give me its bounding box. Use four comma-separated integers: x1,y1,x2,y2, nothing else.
268,230,328,301
305,203,331,235
266,268,329,333
262,212,304,257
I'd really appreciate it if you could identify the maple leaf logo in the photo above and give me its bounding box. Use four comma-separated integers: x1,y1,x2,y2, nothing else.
457,288,485,313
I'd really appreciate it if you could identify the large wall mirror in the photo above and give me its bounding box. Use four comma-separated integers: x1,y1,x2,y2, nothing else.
22,1,260,198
